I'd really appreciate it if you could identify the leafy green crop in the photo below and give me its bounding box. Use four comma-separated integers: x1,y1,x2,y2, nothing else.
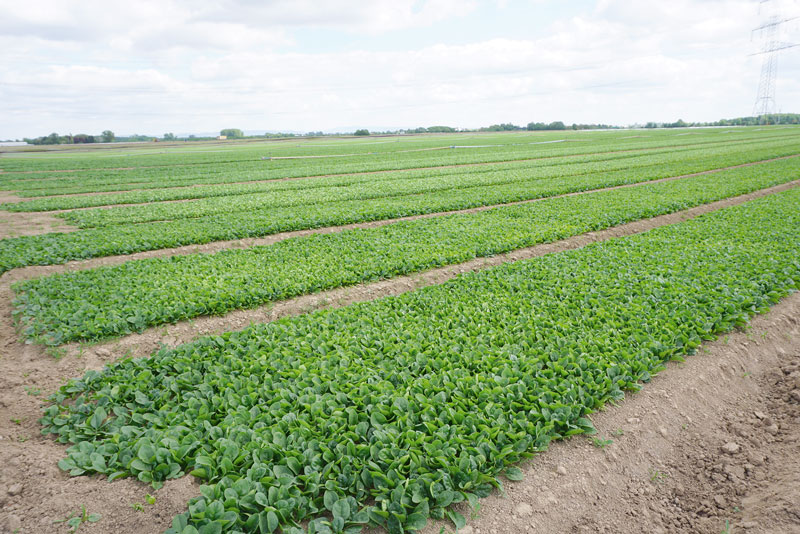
1,143,798,274
2,137,768,213
8,136,791,219
4,128,795,197
13,156,800,345
41,189,800,533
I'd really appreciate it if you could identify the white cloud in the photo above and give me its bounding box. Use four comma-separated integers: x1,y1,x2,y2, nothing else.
0,0,798,138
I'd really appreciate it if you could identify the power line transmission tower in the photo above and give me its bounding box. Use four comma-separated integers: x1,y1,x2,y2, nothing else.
751,0,799,123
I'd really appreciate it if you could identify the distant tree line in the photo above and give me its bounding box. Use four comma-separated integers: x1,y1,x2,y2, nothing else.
403,126,457,134
644,114,800,128
472,121,618,132
23,130,115,145
16,114,798,146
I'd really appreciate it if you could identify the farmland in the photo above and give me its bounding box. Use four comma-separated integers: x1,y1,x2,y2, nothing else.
1,128,800,534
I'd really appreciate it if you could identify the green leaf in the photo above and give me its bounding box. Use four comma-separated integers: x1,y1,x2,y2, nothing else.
324,490,338,512
405,513,427,531
447,510,466,530
332,499,351,521
504,467,524,481
198,522,222,534
266,510,279,533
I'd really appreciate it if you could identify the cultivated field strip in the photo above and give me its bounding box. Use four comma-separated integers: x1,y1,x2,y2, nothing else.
13,156,800,345
4,136,791,212
1,148,798,274
41,189,800,534
4,130,798,197
47,140,800,227
46,179,800,364
1,132,571,172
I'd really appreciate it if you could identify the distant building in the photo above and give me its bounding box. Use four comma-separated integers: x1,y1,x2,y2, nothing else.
217,135,227,140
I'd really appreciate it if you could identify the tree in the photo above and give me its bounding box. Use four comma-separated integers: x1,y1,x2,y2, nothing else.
354,129,370,136
73,134,96,144
101,130,115,143
220,128,244,138
164,133,176,141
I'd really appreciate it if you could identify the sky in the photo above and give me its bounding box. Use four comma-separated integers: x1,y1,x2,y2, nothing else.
1,0,799,139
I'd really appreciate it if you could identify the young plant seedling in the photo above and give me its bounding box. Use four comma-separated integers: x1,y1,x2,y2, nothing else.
649,469,668,483
590,437,613,449
53,506,101,532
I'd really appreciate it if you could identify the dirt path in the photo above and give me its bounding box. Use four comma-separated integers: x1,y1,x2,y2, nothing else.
1,267,798,534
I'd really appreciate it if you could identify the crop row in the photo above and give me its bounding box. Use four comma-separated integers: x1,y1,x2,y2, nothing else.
14,157,800,345
6,130,797,197
2,151,797,275
1,137,772,212
53,141,800,228
41,189,800,534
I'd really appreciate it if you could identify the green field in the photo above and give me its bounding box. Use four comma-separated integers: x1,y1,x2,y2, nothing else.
2,127,800,534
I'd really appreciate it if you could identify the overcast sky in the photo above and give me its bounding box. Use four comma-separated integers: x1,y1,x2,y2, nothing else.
1,0,799,138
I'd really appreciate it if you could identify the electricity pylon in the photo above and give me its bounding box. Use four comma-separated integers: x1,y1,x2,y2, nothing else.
752,1,799,123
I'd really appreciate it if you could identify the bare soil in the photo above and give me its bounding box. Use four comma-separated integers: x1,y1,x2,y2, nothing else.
0,209,78,239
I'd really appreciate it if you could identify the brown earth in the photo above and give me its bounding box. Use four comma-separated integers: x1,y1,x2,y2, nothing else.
0,210,78,239
0,183,798,533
